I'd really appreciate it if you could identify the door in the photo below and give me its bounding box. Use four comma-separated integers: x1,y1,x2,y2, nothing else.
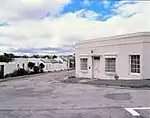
0,65,4,79
93,56,100,79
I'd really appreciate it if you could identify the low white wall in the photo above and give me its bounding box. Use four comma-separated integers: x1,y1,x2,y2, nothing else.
4,63,17,75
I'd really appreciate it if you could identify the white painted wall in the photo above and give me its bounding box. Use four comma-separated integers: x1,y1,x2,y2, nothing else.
142,37,150,79
75,33,150,80
0,57,70,76
0,62,17,75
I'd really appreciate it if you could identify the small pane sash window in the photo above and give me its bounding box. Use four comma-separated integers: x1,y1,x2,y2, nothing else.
105,58,116,73
130,55,140,73
46,65,48,70
80,58,88,70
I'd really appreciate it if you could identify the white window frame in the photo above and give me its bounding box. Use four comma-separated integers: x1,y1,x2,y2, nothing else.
129,55,140,75
80,57,88,71
105,56,116,74
46,65,48,70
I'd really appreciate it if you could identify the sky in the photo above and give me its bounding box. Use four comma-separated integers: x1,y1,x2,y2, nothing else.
0,0,150,56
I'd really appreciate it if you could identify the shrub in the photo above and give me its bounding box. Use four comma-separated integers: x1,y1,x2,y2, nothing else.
27,62,35,69
16,68,29,76
4,73,12,78
4,68,29,78
33,66,39,74
39,63,45,73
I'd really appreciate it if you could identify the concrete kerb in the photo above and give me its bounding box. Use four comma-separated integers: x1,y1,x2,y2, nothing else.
62,76,150,89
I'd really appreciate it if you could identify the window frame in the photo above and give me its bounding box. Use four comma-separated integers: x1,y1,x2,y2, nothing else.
105,57,116,74
129,55,140,75
80,57,88,71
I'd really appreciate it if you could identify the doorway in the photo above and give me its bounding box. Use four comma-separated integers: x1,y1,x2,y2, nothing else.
92,56,100,79
0,65,4,79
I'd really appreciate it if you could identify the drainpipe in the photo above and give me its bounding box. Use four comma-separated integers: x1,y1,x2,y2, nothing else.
91,50,94,79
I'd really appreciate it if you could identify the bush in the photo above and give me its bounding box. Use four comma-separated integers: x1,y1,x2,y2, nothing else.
28,62,35,69
15,68,28,76
39,63,45,73
4,73,13,78
33,66,39,74
4,69,29,78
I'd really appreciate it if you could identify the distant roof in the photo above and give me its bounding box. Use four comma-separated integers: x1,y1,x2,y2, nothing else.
76,32,150,45
59,57,67,61
58,60,63,64
41,59,59,64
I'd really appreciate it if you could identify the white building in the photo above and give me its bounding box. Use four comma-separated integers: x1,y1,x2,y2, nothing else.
0,56,69,77
55,56,68,70
75,32,150,80
0,58,42,77
0,62,17,76
41,58,58,72
40,57,68,72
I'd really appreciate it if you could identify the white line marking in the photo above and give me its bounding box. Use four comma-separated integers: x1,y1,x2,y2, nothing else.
125,108,140,116
125,107,150,117
131,107,150,110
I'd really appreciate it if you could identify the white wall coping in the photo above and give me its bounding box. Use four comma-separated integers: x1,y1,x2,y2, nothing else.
76,32,150,45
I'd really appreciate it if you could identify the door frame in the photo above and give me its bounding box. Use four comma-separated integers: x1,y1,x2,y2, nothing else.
92,55,101,79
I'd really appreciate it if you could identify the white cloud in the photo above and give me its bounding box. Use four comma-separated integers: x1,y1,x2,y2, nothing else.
83,0,91,6
0,1,150,55
75,9,100,20
0,0,71,21
102,0,110,8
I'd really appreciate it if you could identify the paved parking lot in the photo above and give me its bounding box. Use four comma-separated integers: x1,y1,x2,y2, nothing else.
0,70,150,118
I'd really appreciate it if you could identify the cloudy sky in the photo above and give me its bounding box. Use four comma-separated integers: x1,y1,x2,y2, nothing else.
0,0,150,55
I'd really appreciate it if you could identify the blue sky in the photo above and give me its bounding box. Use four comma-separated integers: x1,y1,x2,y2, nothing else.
44,0,137,21
0,0,149,55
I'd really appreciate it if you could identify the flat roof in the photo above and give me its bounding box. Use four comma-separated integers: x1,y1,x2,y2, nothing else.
76,32,150,45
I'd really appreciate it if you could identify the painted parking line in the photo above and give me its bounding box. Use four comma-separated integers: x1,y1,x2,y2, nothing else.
125,107,150,117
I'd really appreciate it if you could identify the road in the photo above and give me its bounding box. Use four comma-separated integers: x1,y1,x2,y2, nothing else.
0,70,150,118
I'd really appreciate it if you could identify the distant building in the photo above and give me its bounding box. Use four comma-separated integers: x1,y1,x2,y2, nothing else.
75,32,150,80
0,55,72,78
67,55,75,70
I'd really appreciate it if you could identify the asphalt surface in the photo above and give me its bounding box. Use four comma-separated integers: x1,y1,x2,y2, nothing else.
0,70,150,118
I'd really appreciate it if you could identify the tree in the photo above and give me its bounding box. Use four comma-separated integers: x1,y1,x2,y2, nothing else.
22,55,28,58
32,55,40,58
41,55,50,59
52,55,57,59
39,63,45,72
33,66,39,74
27,62,35,69
0,53,14,63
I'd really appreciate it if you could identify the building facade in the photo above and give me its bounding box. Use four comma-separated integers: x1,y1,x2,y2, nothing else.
75,32,150,80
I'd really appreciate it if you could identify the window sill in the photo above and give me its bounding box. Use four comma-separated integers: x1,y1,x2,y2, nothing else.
80,70,88,73
129,73,140,76
105,72,116,76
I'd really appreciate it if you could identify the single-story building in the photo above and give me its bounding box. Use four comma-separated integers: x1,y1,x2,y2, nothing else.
41,57,68,72
75,32,150,80
0,56,70,78
55,56,68,70
41,58,59,72
0,62,17,78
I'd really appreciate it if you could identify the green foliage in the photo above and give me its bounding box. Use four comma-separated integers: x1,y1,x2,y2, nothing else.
16,68,29,76
4,69,29,78
0,53,14,63
33,66,39,74
27,62,35,69
52,55,57,59
22,55,28,58
32,55,40,58
39,63,45,72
